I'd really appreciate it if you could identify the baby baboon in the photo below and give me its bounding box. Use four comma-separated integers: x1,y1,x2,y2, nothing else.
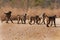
17,14,27,24
46,15,56,27
29,15,41,25
4,11,13,23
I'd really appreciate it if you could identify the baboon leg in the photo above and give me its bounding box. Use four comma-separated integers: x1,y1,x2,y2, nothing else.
54,20,56,27
17,18,20,24
47,20,50,27
43,18,45,24
17,15,20,24
36,20,39,24
10,18,13,23
33,20,35,24
24,20,26,24
37,19,41,24
21,19,24,24
38,18,41,24
44,20,45,24
29,20,32,24
6,17,9,23
38,19,41,24
39,19,41,24
50,20,53,26
41,18,45,24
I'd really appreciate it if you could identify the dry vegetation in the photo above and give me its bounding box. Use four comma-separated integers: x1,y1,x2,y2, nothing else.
0,6,60,20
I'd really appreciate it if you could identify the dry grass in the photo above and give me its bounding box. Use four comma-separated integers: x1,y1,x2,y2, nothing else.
0,6,60,18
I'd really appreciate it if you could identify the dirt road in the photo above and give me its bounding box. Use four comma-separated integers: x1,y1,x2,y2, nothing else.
0,18,60,40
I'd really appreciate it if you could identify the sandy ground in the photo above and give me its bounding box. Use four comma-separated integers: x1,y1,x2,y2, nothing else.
0,18,60,40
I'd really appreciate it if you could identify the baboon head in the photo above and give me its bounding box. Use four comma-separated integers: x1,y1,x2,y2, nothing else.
9,11,12,13
25,14,27,16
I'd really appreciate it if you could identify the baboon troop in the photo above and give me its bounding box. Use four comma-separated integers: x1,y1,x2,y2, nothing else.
1,11,57,27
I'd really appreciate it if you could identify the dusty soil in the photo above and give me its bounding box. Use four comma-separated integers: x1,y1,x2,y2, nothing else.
0,18,60,40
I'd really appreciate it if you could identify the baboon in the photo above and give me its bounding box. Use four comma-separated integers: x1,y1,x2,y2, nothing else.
17,15,21,24
4,11,13,23
46,15,56,27
17,14,27,24
41,13,46,24
29,15,41,25
23,14,27,24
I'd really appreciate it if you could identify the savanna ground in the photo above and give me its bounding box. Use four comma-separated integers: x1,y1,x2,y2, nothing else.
0,18,60,40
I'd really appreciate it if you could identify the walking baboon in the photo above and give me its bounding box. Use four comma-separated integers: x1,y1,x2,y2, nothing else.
23,14,27,24
46,15,56,27
29,15,41,25
4,11,13,23
41,13,46,24
17,15,21,24
17,14,27,24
